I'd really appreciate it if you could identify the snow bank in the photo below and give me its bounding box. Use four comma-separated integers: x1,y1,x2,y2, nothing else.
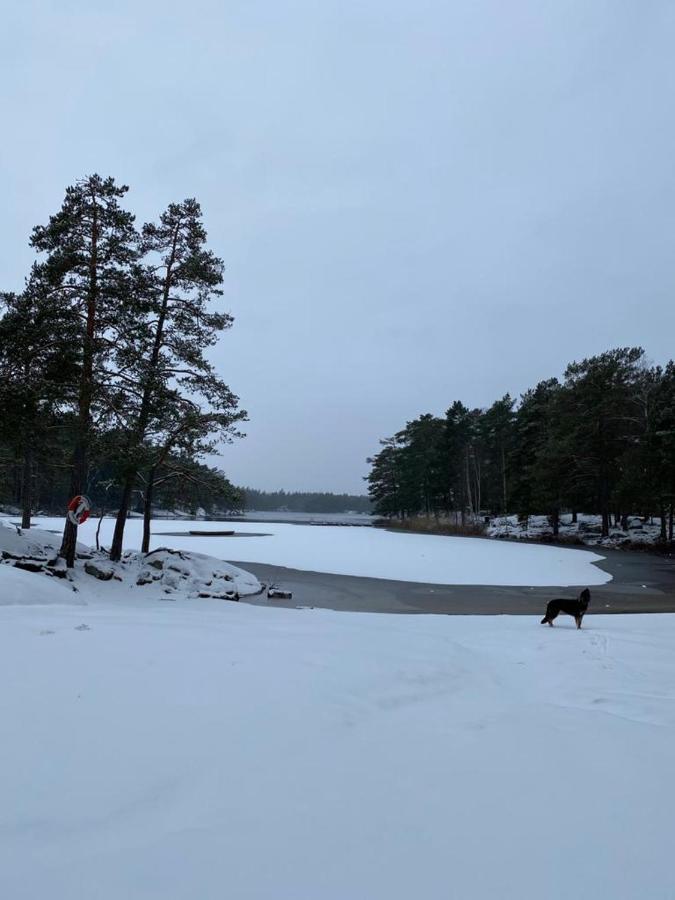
0,517,91,557
36,515,612,586
0,599,673,899
0,564,81,606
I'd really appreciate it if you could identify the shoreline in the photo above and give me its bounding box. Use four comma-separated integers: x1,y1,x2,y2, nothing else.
375,519,674,558
232,547,675,616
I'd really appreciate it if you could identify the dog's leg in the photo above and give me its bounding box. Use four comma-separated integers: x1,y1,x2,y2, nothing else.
576,615,582,629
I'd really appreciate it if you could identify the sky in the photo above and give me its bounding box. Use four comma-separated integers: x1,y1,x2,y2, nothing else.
2,0,675,494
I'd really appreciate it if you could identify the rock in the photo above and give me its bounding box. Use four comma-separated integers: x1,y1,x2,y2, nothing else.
136,569,159,586
84,561,115,581
47,557,68,578
12,559,48,573
198,590,239,601
214,572,234,582
161,572,181,590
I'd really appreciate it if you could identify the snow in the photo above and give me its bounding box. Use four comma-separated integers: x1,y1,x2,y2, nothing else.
0,571,673,899
17,516,612,587
0,564,83,606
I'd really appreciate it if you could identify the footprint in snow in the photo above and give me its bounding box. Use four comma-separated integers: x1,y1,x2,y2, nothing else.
74,624,91,631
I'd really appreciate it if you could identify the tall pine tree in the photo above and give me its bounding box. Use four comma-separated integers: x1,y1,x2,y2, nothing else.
30,175,140,565
108,199,244,560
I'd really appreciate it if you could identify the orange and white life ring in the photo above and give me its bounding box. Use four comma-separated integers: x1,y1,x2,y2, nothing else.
67,495,91,526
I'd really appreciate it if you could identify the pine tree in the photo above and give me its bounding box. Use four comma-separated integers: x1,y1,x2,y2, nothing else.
444,401,478,521
0,272,79,527
137,400,244,553
367,438,404,517
478,395,515,514
30,175,140,565
509,379,561,521
108,198,244,560
562,348,645,536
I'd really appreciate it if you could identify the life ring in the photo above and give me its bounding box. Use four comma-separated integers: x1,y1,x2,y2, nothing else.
67,495,91,526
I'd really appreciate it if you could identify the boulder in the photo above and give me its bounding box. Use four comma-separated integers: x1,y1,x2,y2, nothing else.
84,561,115,581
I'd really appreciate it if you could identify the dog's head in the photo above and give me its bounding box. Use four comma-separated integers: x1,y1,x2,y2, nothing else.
578,588,591,610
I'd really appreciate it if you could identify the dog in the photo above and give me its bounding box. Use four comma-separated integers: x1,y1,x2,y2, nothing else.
540,588,590,629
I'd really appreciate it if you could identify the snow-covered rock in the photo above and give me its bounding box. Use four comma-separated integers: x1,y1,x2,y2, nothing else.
486,513,667,548
84,561,116,581
135,547,259,599
0,518,262,604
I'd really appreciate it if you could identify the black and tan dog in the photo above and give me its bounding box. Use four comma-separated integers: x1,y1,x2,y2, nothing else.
540,588,590,629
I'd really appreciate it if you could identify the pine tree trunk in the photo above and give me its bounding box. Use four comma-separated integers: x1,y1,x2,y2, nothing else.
551,508,560,537
660,501,667,542
141,468,156,554
109,474,135,561
20,442,32,529
112,228,179,557
465,448,473,517
61,442,87,567
501,445,507,515
669,501,673,543
60,198,98,567
600,469,610,535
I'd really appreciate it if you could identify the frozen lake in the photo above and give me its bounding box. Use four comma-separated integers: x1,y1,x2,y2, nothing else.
27,516,611,587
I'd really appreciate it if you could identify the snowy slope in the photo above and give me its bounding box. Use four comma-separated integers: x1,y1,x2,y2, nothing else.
0,564,83,606
0,584,672,900
21,516,612,587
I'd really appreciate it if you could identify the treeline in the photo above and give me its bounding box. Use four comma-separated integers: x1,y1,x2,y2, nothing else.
0,174,244,563
240,488,372,513
367,348,675,542
0,424,240,518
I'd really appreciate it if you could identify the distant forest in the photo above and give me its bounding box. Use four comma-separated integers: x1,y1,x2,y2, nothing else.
239,488,372,513
367,348,675,542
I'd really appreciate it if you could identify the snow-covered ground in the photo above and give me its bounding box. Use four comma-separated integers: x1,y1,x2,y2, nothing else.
18,516,611,587
0,566,673,900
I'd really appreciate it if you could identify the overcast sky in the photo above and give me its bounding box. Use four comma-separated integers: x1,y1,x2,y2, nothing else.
2,1,675,493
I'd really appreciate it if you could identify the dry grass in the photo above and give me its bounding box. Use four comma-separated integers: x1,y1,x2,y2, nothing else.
375,516,487,537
